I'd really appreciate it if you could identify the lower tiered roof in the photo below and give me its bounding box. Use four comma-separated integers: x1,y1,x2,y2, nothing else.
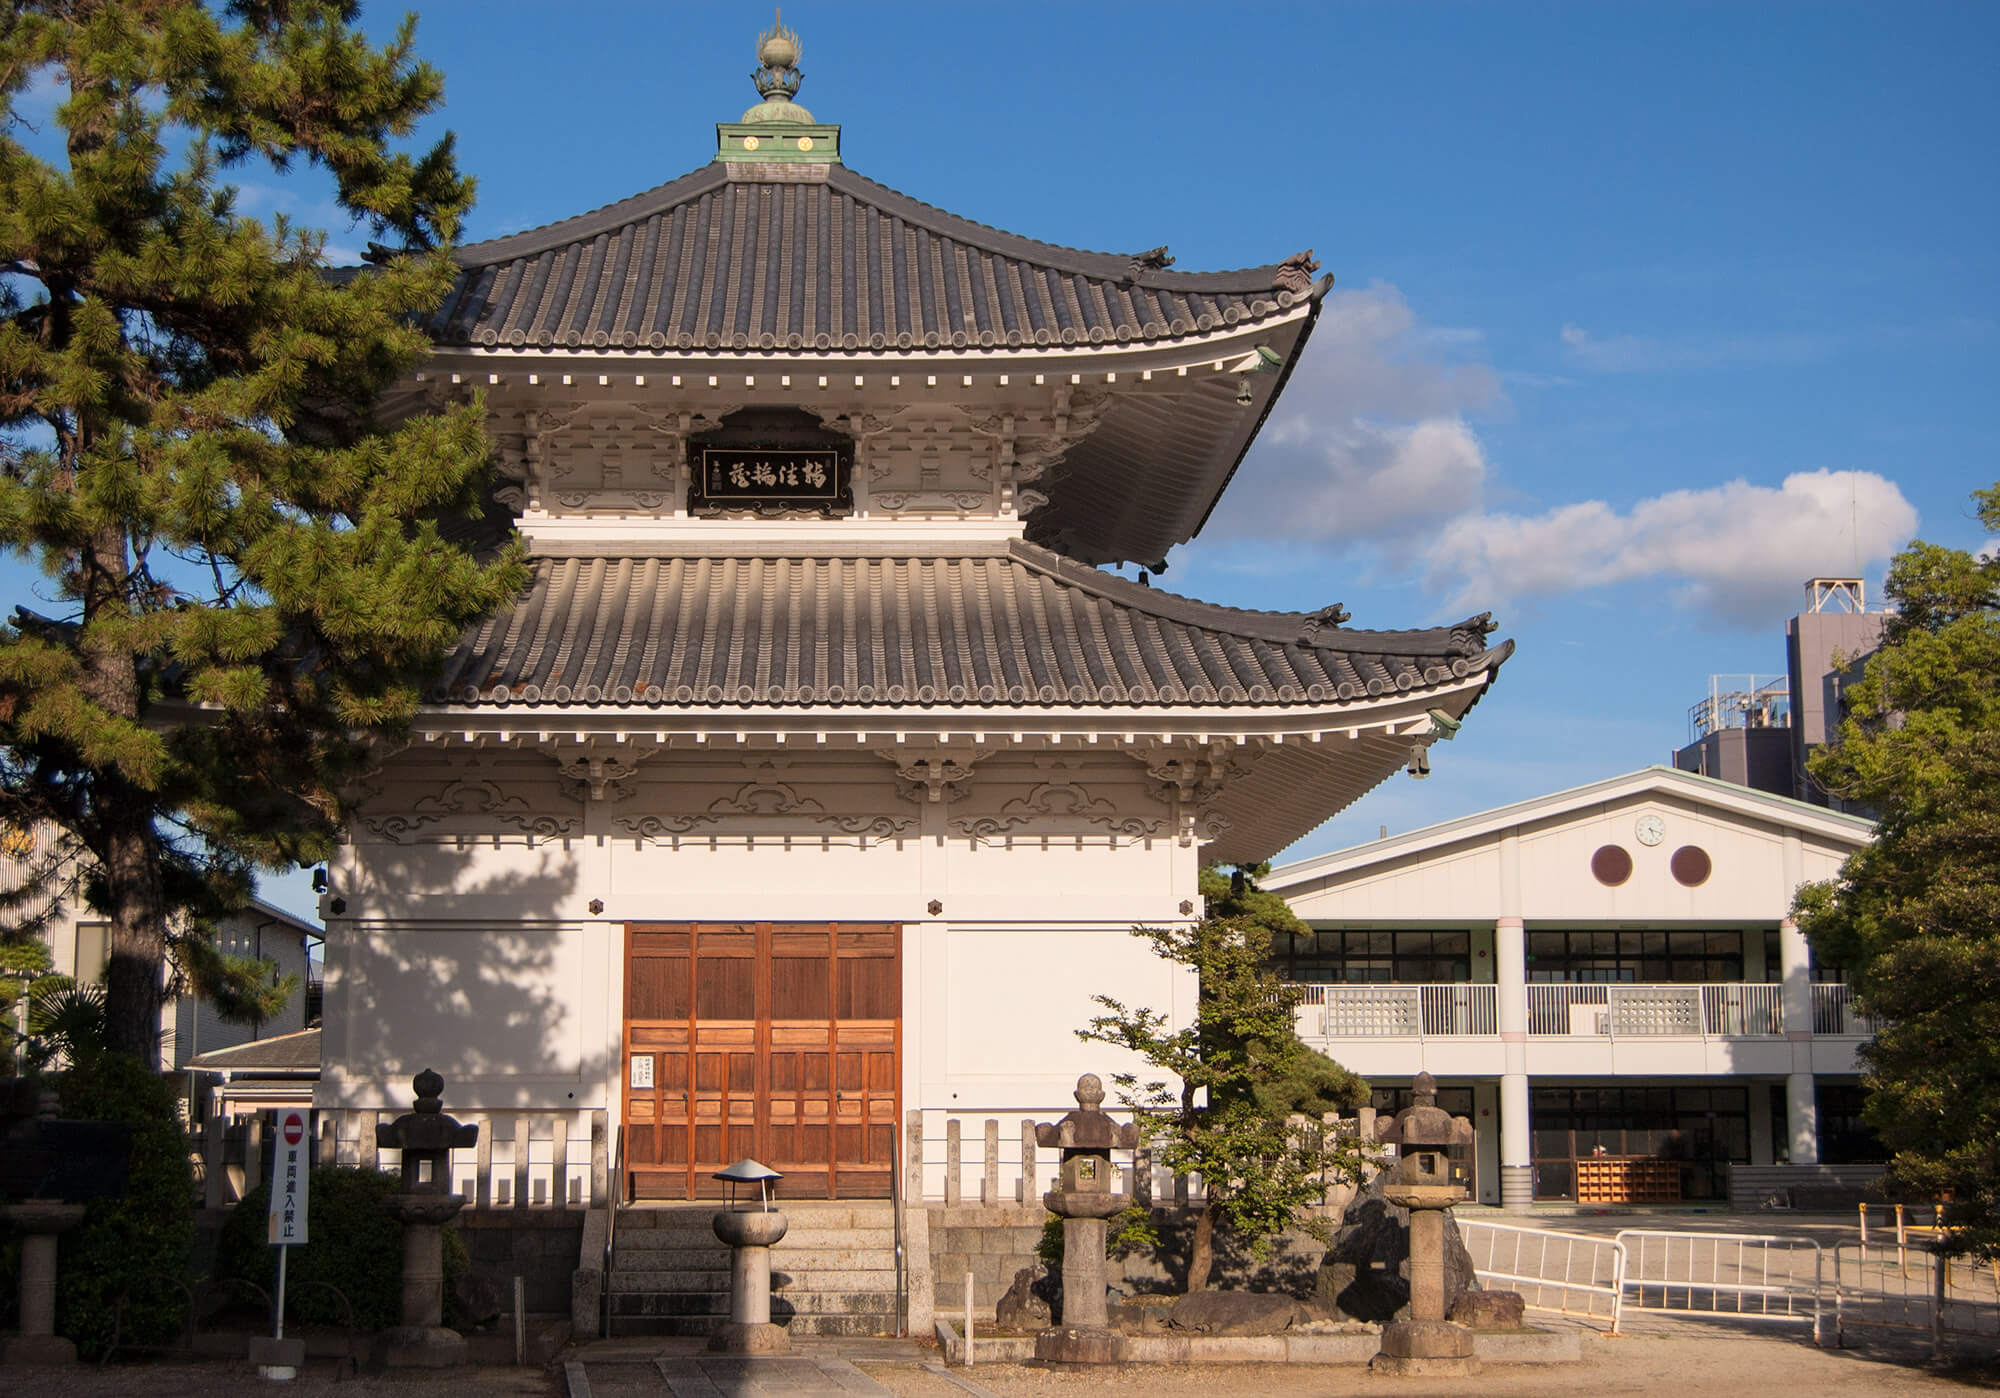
433,540,1509,712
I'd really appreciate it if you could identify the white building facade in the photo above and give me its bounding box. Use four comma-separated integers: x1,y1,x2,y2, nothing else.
1264,767,1878,1209
313,28,1513,1201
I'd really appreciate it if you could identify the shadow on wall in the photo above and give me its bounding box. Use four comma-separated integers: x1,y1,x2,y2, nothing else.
327,841,610,1106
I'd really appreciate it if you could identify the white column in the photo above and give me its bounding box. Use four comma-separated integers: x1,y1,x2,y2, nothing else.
1749,1085,1775,1166
1778,915,1812,1038
1786,1073,1819,1166
1778,912,1818,1164
1495,913,1531,1210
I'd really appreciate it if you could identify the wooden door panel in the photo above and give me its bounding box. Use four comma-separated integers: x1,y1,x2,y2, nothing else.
624,921,899,1200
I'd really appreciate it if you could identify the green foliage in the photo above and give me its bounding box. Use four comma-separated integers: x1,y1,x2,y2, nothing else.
0,1,525,1059
1079,868,1371,1289
216,1165,467,1332
1798,481,2000,1257
0,936,55,1070
1035,1204,1158,1273
53,1050,195,1358
19,974,106,1069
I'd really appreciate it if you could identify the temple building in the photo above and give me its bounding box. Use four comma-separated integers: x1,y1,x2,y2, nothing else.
314,22,1511,1202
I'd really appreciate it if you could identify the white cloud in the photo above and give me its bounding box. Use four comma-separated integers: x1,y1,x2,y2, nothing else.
1206,284,1501,541
1424,469,1918,624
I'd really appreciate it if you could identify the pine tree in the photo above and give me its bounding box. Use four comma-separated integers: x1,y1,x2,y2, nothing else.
1079,864,1370,1291
1797,482,2000,1255
0,2,524,1061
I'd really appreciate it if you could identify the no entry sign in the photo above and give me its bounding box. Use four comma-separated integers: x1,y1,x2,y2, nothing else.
267,1110,311,1246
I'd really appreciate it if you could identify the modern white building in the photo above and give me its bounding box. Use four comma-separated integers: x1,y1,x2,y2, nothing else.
1262,767,1879,1208
0,817,320,1085
313,22,1514,1202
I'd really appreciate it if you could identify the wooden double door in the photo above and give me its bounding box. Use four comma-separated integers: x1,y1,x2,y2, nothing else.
622,922,900,1200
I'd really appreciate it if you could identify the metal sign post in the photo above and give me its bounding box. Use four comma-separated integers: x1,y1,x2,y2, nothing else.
254,1108,311,1380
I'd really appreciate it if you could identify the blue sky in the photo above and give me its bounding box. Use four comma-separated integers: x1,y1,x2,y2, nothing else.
9,3,1998,917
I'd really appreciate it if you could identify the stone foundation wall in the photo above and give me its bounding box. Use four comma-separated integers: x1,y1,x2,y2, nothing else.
926,1202,1344,1319
457,1208,587,1314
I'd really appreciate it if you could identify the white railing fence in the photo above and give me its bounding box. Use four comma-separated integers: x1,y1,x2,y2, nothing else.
1813,983,1878,1036
1615,1229,1823,1342
1831,1242,2000,1354
908,1107,1378,1210
1459,1219,1626,1331
1526,983,1784,1037
1292,983,1499,1039
194,1108,610,1210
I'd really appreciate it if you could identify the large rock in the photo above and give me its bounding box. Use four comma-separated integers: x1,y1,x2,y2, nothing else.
1314,1172,1481,1324
1165,1290,1315,1336
451,1272,505,1330
995,1263,1056,1330
1449,1289,1525,1329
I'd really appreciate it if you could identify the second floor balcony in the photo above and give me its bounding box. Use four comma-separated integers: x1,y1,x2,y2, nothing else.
1290,981,1876,1042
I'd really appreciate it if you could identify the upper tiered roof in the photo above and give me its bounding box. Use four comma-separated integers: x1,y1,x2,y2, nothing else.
427,163,1323,357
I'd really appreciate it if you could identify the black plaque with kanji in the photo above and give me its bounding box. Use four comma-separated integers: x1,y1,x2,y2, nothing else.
692,445,852,517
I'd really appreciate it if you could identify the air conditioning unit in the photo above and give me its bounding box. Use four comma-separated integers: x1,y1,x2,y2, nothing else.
1569,1003,1611,1036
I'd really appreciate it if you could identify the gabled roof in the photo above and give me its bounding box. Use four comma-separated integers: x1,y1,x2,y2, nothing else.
1262,765,1874,891
428,164,1322,355
431,539,1511,711
185,1026,321,1074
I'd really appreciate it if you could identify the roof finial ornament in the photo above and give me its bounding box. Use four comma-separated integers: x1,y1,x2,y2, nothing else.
744,10,813,123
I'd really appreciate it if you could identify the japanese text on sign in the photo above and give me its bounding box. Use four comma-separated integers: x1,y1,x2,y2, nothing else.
267,1109,311,1246
699,448,842,502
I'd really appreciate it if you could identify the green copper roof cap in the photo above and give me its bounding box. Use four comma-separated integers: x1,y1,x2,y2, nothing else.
717,11,841,168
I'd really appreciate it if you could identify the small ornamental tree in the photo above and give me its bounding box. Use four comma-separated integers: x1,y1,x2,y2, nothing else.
1079,864,1370,1291
0,1,525,1059
1797,482,2000,1255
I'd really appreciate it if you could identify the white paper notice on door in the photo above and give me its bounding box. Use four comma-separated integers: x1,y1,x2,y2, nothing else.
629,1054,655,1089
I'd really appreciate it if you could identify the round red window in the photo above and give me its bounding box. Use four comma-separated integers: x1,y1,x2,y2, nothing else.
1670,846,1712,887
1591,844,1634,886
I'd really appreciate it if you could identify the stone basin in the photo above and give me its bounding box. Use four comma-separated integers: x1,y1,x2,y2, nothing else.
0,1200,87,1233
1382,1184,1466,1210
713,1208,789,1247
384,1193,469,1227
1044,1189,1131,1220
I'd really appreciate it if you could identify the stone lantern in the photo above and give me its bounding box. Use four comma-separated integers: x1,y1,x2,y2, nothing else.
1032,1074,1141,1365
709,1159,790,1354
374,1069,479,1367
1,1080,129,1365
1372,1072,1478,1376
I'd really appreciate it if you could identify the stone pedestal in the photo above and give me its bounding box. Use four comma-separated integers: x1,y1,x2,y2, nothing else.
1,1201,85,1365
380,1194,469,1366
709,1208,790,1353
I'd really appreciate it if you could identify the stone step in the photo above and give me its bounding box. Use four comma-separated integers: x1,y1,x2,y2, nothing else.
616,1204,896,1229
607,1311,895,1339
611,1267,898,1294
612,1232,896,1256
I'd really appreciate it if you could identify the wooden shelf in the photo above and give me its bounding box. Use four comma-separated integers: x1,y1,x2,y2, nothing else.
1575,1155,1682,1204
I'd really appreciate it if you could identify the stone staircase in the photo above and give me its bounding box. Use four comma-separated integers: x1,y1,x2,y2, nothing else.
607,1201,902,1338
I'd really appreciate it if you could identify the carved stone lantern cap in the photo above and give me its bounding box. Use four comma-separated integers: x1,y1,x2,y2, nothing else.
1035,1074,1142,1151
376,1068,480,1158
1376,1072,1473,1150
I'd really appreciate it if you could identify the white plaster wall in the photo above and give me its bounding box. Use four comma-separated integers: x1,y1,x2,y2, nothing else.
1284,790,1861,924
319,749,1204,1127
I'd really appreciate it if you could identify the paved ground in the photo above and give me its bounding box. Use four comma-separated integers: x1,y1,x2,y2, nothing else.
7,1325,1999,1398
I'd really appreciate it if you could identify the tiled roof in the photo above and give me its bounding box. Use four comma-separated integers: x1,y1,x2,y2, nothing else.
428,164,1322,353
432,542,1510,710
185,1027,321,1073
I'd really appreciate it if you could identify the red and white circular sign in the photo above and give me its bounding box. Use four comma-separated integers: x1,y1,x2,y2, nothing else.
282,1111,305,1146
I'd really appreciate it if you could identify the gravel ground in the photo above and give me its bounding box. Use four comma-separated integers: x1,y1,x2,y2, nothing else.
860,1331,2000,1398
9,1329,1999,1397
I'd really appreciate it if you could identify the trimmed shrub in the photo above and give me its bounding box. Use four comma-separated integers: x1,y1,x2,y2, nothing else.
54,1053,196,1358
215,1165,467,1331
